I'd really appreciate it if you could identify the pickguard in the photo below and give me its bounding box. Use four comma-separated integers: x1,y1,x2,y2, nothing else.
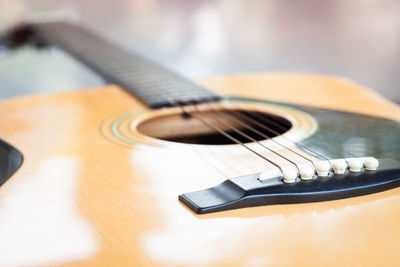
229,97,400,160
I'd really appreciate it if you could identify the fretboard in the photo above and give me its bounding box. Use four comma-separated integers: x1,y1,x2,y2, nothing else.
30,22,221,108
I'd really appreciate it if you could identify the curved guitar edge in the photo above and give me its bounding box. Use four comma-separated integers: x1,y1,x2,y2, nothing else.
179,159,400,214
0,139,24,187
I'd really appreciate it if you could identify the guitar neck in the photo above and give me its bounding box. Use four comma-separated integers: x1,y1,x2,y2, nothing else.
30,22,220,108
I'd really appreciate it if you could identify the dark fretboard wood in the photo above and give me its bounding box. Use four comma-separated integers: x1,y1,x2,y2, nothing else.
30,22,221,108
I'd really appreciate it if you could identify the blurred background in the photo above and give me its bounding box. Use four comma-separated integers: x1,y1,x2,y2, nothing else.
0,0,399,103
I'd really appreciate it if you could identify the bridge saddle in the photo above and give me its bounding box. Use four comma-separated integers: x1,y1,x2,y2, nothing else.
179,158,400,214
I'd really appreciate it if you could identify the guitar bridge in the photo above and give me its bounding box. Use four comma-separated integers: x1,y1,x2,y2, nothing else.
179,158,400,214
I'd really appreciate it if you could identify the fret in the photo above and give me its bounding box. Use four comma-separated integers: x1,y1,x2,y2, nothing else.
32,22,220,108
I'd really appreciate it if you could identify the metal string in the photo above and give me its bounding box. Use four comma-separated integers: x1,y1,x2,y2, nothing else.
37,23,343,173
193,106,301,171
182,92,352,169
204,103,317,169
242,110,361,160
228,109,333,164
192,105,302,173
185,109,285,172
136,86,293,172
109,69,341,174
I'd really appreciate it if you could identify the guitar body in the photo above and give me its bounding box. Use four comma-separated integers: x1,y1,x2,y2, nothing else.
0,73,399,266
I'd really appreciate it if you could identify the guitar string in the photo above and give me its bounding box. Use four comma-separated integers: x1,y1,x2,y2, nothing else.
128,74,359,163
155,84,363,171
106,65,344,172
38,25,276,173
203,102,318,169
200,101,363,168
222,107,333,162
123,109,255,176
183,108,285,172
162,87,367,172
117,74,360,171
41,24,354,163
112,70,337,175
129,81,303,172
242,109,361,160
191,104,302,173
182,97,355,167
115,85,290,173
179,90,340,171
138,83,325,174
45,25,343,164
36,24,359,174
125,74,348,164
44,24,349,172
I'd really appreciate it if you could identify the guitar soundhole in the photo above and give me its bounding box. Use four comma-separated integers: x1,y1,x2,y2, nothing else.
137,109,292,145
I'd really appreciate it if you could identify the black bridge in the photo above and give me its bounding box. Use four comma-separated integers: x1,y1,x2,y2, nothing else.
179,158,400,214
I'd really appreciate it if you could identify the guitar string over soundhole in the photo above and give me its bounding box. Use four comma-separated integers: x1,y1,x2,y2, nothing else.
137,108,292,145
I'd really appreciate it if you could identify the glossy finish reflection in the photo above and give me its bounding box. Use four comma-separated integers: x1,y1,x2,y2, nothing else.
0,158,98,266
0,74,399,266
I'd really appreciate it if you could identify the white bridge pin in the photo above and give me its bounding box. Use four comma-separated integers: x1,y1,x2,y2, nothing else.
316,161,331,177
365,157,379,170
300,166,314,180
282,170,298,183
348,159,363,172
333,159,347,174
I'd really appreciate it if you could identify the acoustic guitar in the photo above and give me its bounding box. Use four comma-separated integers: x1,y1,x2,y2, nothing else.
0,22,399,266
